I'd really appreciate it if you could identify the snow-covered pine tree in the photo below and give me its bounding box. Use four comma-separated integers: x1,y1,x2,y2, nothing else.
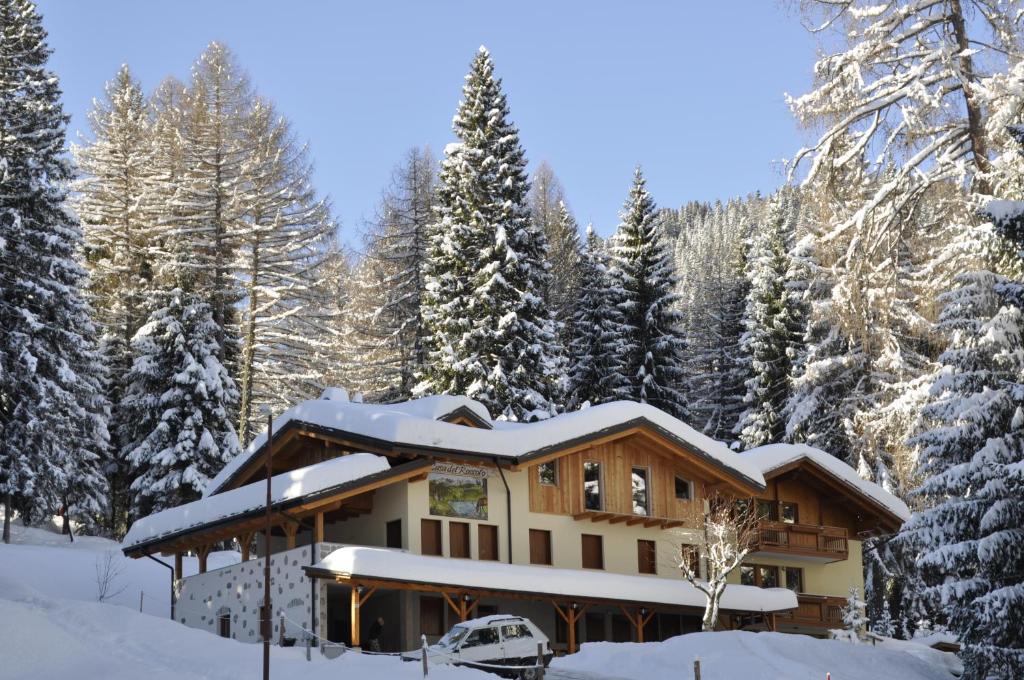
566,226,623,408
121,288,241,515
346,147,436,401
233,98,335,442
418,47,562,420
0,0,109,541
834,587,868,642
735,191,799,448
607,167,687,418
72,64,154,534
900,192,1024,677
529,163,581,343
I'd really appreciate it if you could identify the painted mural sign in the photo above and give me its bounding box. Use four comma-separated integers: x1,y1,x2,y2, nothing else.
428,463,490,520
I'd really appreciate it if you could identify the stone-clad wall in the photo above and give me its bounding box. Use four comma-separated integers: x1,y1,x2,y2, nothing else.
176,543,333,643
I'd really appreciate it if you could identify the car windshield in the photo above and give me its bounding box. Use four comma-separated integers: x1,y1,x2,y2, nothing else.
437,625,470,649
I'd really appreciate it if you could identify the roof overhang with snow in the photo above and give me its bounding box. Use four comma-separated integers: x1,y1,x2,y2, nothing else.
740,444,911,533
305,545,798,614
121,455,432,557
205,393,767,497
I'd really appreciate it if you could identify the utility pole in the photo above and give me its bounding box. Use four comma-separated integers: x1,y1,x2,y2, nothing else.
262,406,274,680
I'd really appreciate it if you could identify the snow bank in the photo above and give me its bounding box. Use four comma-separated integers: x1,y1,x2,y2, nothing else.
740,443,911,522
207,395,765,497
551,630,958,680
124,453,390,550
311,546,797,613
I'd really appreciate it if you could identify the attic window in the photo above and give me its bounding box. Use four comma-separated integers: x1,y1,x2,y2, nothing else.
674,475,692,501
538,461,558,486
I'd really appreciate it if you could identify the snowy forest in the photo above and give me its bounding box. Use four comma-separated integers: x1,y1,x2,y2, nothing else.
1,0,1023,677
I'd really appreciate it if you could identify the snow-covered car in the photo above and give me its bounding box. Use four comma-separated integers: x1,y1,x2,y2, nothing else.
403,614,552,679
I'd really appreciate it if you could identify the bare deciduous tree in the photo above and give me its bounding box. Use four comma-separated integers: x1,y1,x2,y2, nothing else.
679,491,760,631
94,550,128,603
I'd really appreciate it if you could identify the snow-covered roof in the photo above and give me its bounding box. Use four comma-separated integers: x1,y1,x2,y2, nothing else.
123,453,393,552
739,444,911,523
205,392,766,497
307,546,798,613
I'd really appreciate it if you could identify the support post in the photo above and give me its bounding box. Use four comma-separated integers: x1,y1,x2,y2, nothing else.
197,545,210,574
239,533,252,562
694,658,702,680
283,521,298,551
174,552,183,581
314,512,324,544
351,586,361,648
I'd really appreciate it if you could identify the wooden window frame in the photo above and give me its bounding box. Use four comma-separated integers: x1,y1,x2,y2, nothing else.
537,460,558,486
674,475,692,501
740,562,780,588
529,529,552,566
784,566,804,593
583,460,604,511
631,465,652,516
781,501,799,524
581,533,604,570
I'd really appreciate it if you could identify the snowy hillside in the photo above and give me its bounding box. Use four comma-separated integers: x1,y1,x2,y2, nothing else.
0,519,958,680
552,633,960,680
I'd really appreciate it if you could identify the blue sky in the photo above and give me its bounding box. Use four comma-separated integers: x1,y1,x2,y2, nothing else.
37,1,819,245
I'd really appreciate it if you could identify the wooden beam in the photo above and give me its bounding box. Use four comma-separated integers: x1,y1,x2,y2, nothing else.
174,552,183,581
283,522,298,550
442,592,461,618
314,512,324,544
239,533,252,562
608,515,629,524
197,545,210,574
351,586,361,648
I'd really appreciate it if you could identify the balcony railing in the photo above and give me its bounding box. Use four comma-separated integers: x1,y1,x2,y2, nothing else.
778,594,846,629
753,521,849,561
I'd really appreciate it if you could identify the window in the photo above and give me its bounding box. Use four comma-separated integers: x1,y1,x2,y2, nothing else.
638,539,657,575
529,529,552,565
421,519,443,556
756,500,777,521
463,627,500,648
681,545,700,576
420,597,445,636
478,524,499,561
785,567,804,593
740,563,780,588
674,475,692,501
585,612,607,642
758,565,780,588
449,521,470,558
538,461,558,485
218,612,231,638
501,624,533,640
582,534,604,570
631,466,651,516
781,502,799,524
386,519,402,549
583,460,603,510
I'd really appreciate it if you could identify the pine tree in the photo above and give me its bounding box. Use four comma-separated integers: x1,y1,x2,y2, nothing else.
72,64,154,534
0,0,109,541
121,289,241,515
735,192,799,448
418,47,562,420
347,147,435,401
566,226,622,408
607,167,687,418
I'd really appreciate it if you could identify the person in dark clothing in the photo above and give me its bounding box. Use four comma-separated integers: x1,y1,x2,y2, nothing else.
367,616,384,652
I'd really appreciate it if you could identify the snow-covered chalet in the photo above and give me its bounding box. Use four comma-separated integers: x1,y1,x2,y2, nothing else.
121,389,909,653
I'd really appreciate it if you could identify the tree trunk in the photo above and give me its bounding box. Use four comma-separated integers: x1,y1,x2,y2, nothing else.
949,0,991,193
2,493,11,544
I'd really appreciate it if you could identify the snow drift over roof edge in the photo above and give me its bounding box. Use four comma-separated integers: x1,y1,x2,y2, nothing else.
309,546,797,613
125,453,390,550
740,443,911,523
205,397,766,498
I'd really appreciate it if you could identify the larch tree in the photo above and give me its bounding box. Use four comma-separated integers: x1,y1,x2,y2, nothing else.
607,167,688,419
72,64,154,534
0,0,109,541
566,226,623,408
529,162,581,342
233,98,335,442
418,47,562,420
346,147,436,401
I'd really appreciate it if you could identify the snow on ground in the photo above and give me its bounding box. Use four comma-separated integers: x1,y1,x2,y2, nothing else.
551,631,959,680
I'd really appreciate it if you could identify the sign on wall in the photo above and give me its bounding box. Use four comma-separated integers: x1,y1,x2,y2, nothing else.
428,463,490,520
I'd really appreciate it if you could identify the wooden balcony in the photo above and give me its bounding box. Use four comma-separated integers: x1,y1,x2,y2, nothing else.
777,594,846,630
752,521,849,562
